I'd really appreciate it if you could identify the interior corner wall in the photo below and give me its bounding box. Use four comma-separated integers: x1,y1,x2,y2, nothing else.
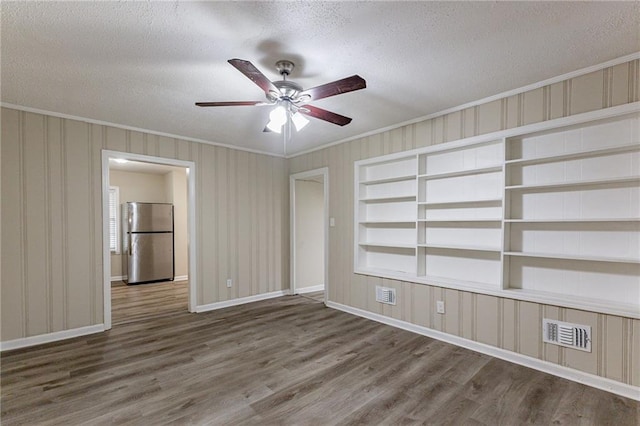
288,59,640,388
294,180,325,289
109,169,169,278
0,108,289,342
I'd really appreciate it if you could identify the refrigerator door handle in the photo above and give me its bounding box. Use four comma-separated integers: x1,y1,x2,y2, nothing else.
128,235,132,256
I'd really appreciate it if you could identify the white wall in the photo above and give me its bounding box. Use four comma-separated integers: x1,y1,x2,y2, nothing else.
295,180,325,290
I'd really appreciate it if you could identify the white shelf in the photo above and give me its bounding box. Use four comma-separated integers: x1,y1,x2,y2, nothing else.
506,176,639,191
419,243,501,253
421,275,498,291
505,142,640,166
360,220,416,225
505,218,640,223
360,174,416,185
359,242,416,250
418,218,502,223
418,198,502,207
355,110,640,317
418,165,502,181
504,251,640,264
360,195,416,203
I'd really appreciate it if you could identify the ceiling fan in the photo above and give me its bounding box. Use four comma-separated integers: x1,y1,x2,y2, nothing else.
196,59,366,134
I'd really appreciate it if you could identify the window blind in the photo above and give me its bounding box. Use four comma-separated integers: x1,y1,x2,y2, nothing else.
109,186,120,254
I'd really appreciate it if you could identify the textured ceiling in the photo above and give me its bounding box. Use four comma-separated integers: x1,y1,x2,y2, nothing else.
2,2,639,156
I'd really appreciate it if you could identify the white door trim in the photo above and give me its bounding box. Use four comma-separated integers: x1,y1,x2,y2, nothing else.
289,167,329,304
101,150,198,329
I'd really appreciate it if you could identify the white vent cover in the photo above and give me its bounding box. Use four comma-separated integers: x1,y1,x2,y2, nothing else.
542,319,591,352
375,286,396,305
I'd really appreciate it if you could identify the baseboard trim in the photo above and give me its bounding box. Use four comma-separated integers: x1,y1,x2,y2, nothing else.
195,290,289,313
174,275,188,282
295,285,325,294
326,301,640,401
110,275,127,282
0,324,105,352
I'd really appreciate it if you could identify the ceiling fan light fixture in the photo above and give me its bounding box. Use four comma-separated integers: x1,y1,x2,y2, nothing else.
291,112,309,131
267,105,287,133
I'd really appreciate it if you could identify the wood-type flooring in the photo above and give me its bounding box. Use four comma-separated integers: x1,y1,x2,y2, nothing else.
1,281,638,425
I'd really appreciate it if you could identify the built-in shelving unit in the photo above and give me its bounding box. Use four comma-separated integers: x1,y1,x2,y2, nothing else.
354,108,640,318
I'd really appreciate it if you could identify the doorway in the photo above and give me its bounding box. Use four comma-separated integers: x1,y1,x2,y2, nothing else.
290,167,329,303
101,150,197,330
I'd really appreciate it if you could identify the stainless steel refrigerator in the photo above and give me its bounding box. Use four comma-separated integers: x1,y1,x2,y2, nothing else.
122,202,174,284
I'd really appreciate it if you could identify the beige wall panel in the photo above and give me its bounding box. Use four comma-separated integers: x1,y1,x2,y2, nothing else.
128,131,145,155
523,87,544,125
224,149,237,300
431,287,444,331
444,288,460,336
505,95,520,129
414,120,432,148
603,316,624,383
461,291,474,340
349,275,367,311
542,305,561,364
256,149,269,295
518,301,541,359
432,116,445,145
549,82,565,120
462,107,476,138
365,276,383,314
386,279,403,320
570,70,604,115
563,309,598,376
199,144,217,305
631,319,640,386
90,126,104,323
248,153,259,295
23,113,49,336
144,134,160,156
412,284,430,328
403,125,415,151
390,127,404,153
475,294,499,346
46,116,66,332
105,126,126,152
501,298,516,352
1,108,26,340
176,139,192,161
478,99,502,135
610,63,630,107
157,136,176,159
216,148,230,301
64,119,93,329
632,60,640,102
445,111,462,142
236,151,251,298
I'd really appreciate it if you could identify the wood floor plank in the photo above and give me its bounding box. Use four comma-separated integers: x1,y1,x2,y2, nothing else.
1,281,638,425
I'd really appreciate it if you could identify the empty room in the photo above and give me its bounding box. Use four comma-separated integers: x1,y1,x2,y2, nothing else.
1,1,639,424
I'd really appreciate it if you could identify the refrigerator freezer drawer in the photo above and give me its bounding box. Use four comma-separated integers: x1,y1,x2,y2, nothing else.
128,202,173,233
128,233,174,284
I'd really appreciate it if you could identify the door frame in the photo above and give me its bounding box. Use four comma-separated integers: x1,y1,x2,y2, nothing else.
289,167,329,303
101,150,197,329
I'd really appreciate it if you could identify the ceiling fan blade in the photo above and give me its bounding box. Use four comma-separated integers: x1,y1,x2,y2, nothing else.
299,75,366,102
228,58,280,97
195,101,266,107
299,105,352,126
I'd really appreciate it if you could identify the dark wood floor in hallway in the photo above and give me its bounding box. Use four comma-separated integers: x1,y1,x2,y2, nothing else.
1,281,638,425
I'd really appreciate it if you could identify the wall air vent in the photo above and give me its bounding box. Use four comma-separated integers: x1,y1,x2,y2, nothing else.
542,319,591,352
375,286,396,305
